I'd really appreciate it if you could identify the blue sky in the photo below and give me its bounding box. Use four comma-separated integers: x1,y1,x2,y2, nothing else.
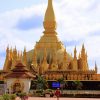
0,0,100,73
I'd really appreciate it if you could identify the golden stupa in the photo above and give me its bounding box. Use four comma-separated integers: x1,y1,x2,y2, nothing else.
1,0,99,81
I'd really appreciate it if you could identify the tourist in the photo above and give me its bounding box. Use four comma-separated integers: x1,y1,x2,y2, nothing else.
55,88,61,100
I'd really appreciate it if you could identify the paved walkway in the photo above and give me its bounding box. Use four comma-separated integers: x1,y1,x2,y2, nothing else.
16,97,99,100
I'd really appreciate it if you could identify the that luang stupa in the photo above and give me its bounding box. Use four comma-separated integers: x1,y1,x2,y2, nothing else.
0,0,100,87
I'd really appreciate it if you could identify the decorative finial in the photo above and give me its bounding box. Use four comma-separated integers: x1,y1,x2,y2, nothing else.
43,0,57,33
44,0,55,21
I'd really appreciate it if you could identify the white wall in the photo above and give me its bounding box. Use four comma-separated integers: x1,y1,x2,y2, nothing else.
6,78,31,94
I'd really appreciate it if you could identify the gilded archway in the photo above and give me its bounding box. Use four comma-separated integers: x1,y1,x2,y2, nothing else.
11,79,24,93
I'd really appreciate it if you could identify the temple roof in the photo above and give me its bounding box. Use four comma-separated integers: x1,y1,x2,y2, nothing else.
11,62,28,72
5,61,35,79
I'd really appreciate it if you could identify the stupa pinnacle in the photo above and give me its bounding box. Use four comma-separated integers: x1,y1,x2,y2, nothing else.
44,0,55,22
44,0,56,33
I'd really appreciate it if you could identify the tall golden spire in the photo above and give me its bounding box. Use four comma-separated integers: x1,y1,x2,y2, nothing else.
9,47,13,60
43,0,56,33
44,0,55,21
81,44,85,60
74,46,77,59
42,48,48,72
95,61,97,73
73,46,78,71
3,45,10,71
62,49,68,70
23,47,27,66
6,45,9,59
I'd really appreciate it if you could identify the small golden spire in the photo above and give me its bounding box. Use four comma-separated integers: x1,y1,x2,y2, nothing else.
74,46,77,59
17,51,20,60
13,46,17,60
81,44,85,59
23,47,27,66
3,45,10,71
6,45,10,60
9,47,12,60
42,48,48,72
95,61,97,73
82,43,85,50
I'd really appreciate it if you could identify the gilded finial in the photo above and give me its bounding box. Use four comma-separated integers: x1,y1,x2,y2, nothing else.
44,0,55,22
43,0,57,32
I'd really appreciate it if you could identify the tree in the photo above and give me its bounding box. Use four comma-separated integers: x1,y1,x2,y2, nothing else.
57,78,67,93
72,81,83,90
36,75,48,90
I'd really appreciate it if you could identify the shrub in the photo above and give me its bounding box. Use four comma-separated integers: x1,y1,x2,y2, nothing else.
10,94,16,100
2,94,10,100
18,92,27,98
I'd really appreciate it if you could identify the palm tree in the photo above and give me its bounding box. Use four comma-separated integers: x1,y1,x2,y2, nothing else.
57,78,67,93
73,81,83,90
36,75,48,90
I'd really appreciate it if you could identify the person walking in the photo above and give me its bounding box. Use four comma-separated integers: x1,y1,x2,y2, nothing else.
55,88,61,100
